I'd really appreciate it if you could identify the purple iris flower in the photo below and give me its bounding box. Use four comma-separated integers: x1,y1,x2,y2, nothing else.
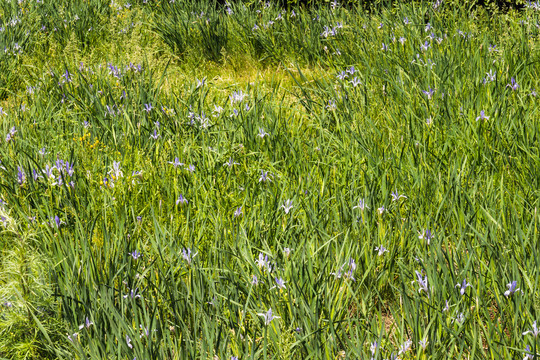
149,129,160,140
123,288,141,300
476,110,489,121
258,308,280,325
234,206,243,218
504,281,520,297
17,166,26,185
507,77,519,91
422,87,436,99
129,250,142,260
181,248,197,265
523,321,540,337
42,164,55,179
78,317,94,330
272,277,287,290
176,195,188,205
415,271,429,296
259,170,271,182
168,157,184,168
455,279,471,295
419,229,433,244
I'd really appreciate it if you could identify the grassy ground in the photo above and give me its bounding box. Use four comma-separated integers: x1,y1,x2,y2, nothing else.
1,0,540,359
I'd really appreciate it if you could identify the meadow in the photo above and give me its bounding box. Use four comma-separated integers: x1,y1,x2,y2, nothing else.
1,0,540,359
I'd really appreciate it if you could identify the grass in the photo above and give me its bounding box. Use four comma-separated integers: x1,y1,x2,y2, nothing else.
1,0,540,359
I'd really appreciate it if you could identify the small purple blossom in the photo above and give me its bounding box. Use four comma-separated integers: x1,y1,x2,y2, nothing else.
507,77,519,91
523,321,540,337
455,279,471,296
504,281,520,297
129,250,142,260
281,199,293,214
123,288,141,300
176,194,188,205
414,270,429,296
181,248,197,265
476,110,489,121
168,157,184,168
418,229,433,245
258,308,280,325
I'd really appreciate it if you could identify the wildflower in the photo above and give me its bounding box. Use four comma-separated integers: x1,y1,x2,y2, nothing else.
421,40,430,51
485,69,496,82
375,245,389,256
322,98,336,111
126,335,133,349
504,281,521,297
455,279,472,296
414,270,429,296
523,321,540,337
404,17,410,25
129,250,142,260
353,198,368,210
476,110,489,121
53,215,64,228
350,77,361,87
123,288,141,300
251,274,259,285
452,312,465,325
181,248,197,265
370,341,378,356
507,77,519,91
168,157,184,168
443,299,450,312
144,103,153,113
425,22,432,32
271,277,287,290
419,338,429,350
422,87,436,99
39,147,48,156
185,164,195,173
283,247,292,258
258,308,280,325
234,206,243,218
399,36,406,44
224,158,239,167
523,345,534,360
108,161,123,179
381,43,389,51
176,195,188,205
6,126,17,142
255,253,271,272
398,339,412,355
149,129,160,140
344,258,356,281
78,317,94,330
195,77,206,88
391,190,407,201
418,229,433,245
377,206,385,214
336,71,348,80
229,90,247,104
67,332,79,342
281,199,293,214
426,117,433,126
259,170,271,183
17,166,26,185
